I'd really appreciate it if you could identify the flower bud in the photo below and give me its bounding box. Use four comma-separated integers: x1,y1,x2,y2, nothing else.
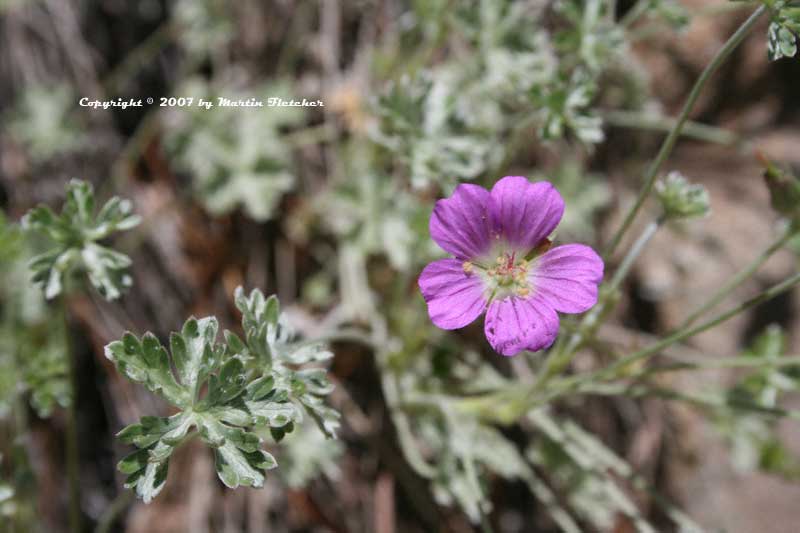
655,171,710,220
761,155,800,220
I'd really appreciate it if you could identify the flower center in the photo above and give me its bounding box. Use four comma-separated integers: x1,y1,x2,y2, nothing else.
463,251,531,299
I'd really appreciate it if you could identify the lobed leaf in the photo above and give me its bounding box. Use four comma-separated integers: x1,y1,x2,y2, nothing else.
110,288,339,502
21,179,140,301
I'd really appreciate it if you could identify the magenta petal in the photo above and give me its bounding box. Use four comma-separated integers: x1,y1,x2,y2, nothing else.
490,177,564,251
419,259,488,330
531,244,604,314
484,297,559,356
430,183,497,260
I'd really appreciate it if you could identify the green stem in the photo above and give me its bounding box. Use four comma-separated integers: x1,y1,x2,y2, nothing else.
594,270,800,381
604,5,767,259
678,225,794,328
459,270,800,423
62,298,81,533
577,382,800,419
608,217,663,291
628,354,800,378
536,217,663,387
620,0,650,27
601,109,745,148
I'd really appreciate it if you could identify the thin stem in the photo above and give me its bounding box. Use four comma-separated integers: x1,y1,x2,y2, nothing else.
679,225,794,328
458,270,800,423
601,109,745,148
620,0,650,28
577,382,800,420
604,5,767,259
62,298,81,533
536,217,663,387
608,218,662,291
629,354,800,378
595,270,800,380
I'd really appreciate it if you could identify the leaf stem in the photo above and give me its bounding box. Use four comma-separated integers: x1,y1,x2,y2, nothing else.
62,297,82,533
601,109,745,148
603,5,767,259
678,224,795,328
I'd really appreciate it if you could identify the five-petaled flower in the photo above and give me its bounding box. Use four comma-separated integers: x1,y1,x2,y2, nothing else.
418,176,604,356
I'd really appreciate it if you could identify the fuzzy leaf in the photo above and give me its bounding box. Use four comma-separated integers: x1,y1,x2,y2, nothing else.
108,289,339,502
22,179,140,300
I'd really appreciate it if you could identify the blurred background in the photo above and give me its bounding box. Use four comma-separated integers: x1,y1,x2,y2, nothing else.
1,0,800,531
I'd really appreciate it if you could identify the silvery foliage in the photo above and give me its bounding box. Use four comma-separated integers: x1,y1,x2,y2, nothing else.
22,179,141,301
372,73,501,190
0,454,14,518
5,84,86,162
316,173,426,272
371,2,557,190
715,326,800,477
164,79,304,221
392,350,692,531
423,414,529,523
0,212,69,418
394,351,530,523
533,70,605,144
0,490,12,519
371,0,632,192
766,0,800,60
174,0,233,59
105,287,339,502
278,419,344,489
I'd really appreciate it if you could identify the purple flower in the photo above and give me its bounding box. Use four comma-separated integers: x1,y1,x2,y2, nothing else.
418,176,604,356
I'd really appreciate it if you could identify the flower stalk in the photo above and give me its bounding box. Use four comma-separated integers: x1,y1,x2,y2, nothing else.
604,5,768,259
678,223,796,328
595,270,800,380
460,270,800,424
536,217,664,387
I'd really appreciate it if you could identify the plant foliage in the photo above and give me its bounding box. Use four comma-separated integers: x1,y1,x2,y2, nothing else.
22,179,140,301
105,287,339,502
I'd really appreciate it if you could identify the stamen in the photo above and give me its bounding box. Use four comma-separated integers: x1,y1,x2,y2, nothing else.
462,261,473,274
485,250,533,298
